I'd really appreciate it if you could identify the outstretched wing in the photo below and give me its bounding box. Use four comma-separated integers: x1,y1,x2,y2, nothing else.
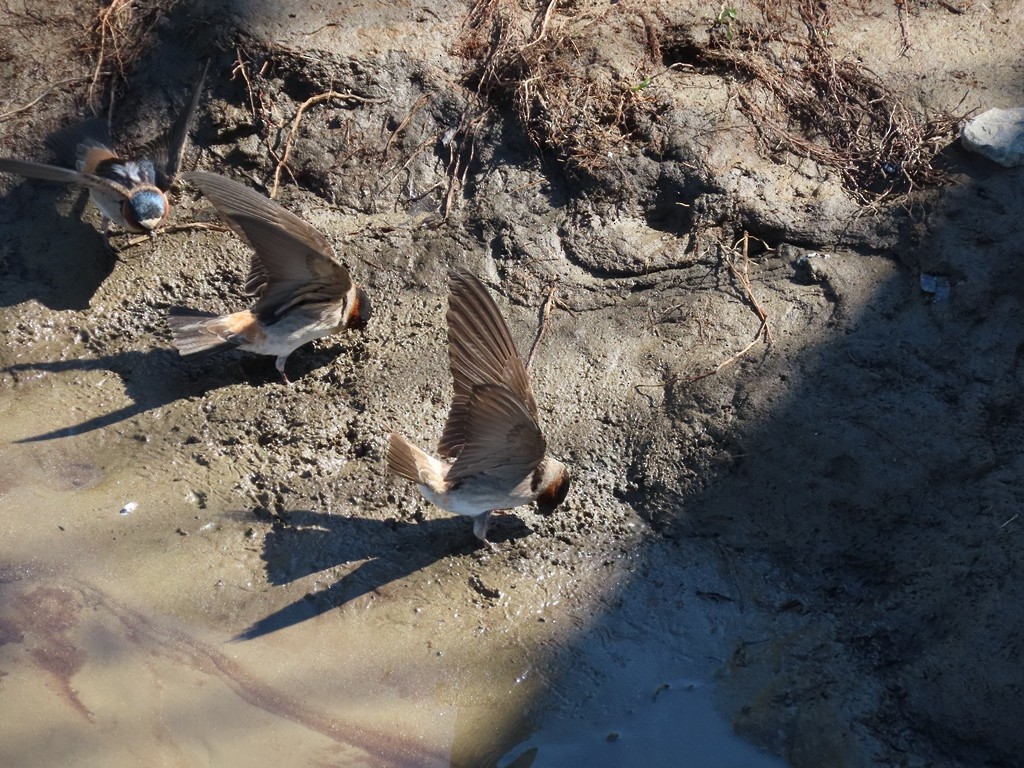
439,271,537,459
45,117,112,168
184,171,352,318
0,157,132,200
447,383,546,485
149,59,209,191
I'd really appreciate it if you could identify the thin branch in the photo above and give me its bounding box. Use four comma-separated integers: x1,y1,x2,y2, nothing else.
726,232,774,344
526,282,558,372
0,77,92,123
124,221,228,247
89,0,132,105
634,334,764,393
271,90,385,198
634,233,773,392
382,94,428,160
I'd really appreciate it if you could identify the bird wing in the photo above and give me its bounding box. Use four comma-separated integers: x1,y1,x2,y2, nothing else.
439,271,538,459
148,60,209,191
45,117,111,168
184,171,352,317
0,157,132,200
447,383,546,485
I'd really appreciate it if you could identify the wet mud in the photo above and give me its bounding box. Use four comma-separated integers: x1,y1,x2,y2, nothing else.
1,1,1023,767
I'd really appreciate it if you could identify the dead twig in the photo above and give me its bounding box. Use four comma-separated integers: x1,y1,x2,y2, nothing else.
634,234,772,392
527,0,559,46
526,282,558,372
895,0,911,55
726,232,774,345
233,48,261,126
634,334,764,393
381,131,440,193
89,0,129,104
87,0,159,107
441,105,489,219
124,221,229,247
0,77,92,123
233,49,289,188
382,94,428,161
271,90,386,198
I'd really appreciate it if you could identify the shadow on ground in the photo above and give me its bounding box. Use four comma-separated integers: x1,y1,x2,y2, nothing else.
238,508,530,640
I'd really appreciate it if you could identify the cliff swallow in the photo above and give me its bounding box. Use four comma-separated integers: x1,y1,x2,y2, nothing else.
167,171,370,382
388,271,570,546
0,60,208,244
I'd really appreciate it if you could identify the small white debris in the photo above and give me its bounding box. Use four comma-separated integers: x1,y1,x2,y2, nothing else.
119,502,138,516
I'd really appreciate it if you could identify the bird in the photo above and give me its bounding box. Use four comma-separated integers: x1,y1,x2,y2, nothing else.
388,271,570,546
0,60,208,245
167,171,371,383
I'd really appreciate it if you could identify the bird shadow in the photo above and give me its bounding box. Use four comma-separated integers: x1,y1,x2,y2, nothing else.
5,348,234,442
233,508,532,641
0,184,116,311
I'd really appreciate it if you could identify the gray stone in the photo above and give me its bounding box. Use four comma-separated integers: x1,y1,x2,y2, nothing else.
961,107,1024,167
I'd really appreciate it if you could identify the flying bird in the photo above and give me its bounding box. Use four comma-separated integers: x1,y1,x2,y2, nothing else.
167,171,370,382
388,271,570,546
0,60,208,244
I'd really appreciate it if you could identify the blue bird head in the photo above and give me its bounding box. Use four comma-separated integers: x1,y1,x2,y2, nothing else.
128,189,167,231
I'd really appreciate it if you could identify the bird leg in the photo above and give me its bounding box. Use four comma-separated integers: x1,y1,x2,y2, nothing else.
473,510,493,548
100,217,113,253
275,354,291,384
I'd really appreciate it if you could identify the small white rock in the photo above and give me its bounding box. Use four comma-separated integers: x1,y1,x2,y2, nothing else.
961,107,1024,167
119,502,138,516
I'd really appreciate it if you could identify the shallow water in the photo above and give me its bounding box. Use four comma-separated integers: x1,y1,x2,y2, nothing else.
0,401,786,768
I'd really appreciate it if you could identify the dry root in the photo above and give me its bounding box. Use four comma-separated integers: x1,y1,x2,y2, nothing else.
688,0,960,202
459,0,959,202
457,0,662,178
86,0,166,107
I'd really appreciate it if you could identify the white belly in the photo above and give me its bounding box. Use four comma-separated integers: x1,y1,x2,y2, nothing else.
419,473,535,518
238,309,339,357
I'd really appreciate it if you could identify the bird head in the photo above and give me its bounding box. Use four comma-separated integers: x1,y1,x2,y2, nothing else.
347,286,372,330
535,461,570,514
125,189,167,232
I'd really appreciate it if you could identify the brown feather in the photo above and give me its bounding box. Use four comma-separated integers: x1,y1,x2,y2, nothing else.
183,171,354,318
439,272,538,459
167,309,260,356
447,384,545,484
387,433,432,484
80,146,117,175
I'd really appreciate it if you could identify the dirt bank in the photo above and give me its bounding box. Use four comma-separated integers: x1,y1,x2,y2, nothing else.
1,1,1022,766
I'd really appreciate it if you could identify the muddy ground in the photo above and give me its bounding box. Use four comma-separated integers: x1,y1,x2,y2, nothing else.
0,1,1022,766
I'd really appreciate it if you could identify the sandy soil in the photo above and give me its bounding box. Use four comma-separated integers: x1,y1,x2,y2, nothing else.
1,1,1022,766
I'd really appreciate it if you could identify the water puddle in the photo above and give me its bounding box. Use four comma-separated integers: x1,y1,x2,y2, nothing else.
0,393,786,767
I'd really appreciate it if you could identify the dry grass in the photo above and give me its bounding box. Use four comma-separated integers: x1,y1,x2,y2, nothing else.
457,0,661,177
459,0,959,202
690,0,960,202
85,0,168,107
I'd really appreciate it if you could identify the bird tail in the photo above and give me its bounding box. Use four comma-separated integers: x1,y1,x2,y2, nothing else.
46,118,111,169
167,308,243,357
387,433,438,485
